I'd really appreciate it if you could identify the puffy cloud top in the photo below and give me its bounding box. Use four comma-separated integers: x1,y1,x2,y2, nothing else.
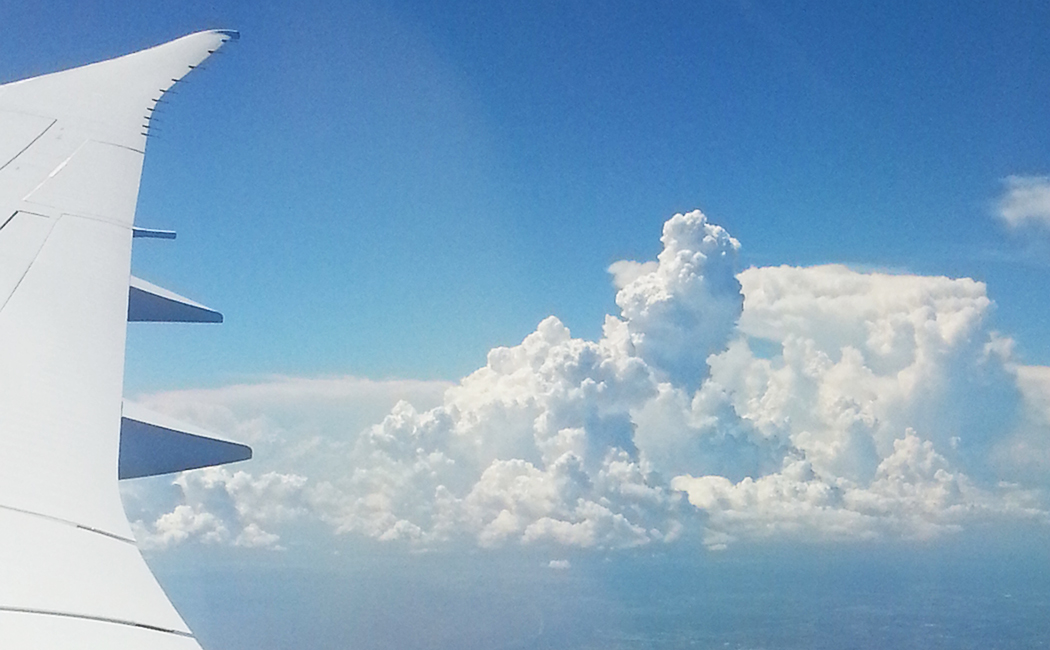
614,210,743,390
127,210,1050,553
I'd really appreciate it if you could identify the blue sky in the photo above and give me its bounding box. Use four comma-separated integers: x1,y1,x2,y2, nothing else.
4,1,1049,389
5,1,1050,647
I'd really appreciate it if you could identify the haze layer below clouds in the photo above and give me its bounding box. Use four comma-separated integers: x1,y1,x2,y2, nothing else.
122,210,1050,555
154,542,1050,650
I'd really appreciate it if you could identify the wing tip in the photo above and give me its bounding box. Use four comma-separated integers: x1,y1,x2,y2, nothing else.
215,29,241,42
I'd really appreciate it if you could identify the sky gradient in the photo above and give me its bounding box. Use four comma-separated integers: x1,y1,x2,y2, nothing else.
4,1,1049,389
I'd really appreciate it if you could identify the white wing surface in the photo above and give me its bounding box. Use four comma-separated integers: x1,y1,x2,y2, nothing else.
0,31,241,648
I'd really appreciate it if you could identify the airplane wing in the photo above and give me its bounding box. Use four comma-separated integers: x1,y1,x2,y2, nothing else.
0,31,247,648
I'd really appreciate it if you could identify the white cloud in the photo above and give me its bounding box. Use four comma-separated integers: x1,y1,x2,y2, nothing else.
607,260,658,290
309,317,682,549
613,210,743,390
235,523,283,549
990,365,1050,486
134,504,229,549
723,264,1003,477
130,468,309,550
996,175,1050,228
126,210,1050,553
674,431,1045,550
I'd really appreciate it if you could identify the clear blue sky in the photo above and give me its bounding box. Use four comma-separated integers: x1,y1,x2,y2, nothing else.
3,0,1048,391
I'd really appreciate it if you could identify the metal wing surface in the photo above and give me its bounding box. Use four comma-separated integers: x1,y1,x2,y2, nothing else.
0,30,239,648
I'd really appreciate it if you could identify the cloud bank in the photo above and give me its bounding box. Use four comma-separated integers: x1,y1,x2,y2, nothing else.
125,210,1050,552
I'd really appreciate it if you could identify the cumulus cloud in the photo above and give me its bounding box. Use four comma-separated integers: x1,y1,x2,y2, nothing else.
674,431,1044,550
128,468,311,550
613,212,742,390
726,264,1006,476
307,317,682,549
996,175,1050,228
126,210,1050,553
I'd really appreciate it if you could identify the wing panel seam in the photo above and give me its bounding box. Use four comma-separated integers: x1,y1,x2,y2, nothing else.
0,211,59,313
97,140,146,155
0,117,56,172
0,607,195,638
0,503,137,545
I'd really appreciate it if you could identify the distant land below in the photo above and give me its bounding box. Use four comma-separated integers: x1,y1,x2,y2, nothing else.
154,541,1050,650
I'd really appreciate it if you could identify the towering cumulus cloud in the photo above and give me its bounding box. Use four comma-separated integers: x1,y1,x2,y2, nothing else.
128,210,1050,551
611,211,743,390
